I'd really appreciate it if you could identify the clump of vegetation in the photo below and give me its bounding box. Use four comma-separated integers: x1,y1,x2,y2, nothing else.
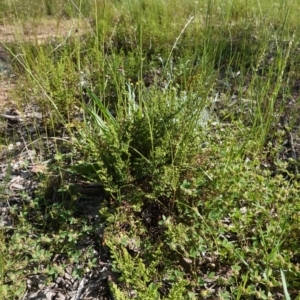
1,0,300,299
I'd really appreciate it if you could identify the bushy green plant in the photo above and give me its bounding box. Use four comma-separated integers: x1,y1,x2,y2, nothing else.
99,119,300,298
72,83,207,198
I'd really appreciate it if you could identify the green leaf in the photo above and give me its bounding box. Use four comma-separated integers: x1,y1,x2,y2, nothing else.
280,269,291,300
208,210,222,220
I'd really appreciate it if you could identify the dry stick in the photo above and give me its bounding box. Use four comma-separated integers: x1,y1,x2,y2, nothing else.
21,135,34,160
0,114,23,121
74,276,88,300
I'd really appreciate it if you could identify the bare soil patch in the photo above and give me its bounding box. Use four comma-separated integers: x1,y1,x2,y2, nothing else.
0,18,91,44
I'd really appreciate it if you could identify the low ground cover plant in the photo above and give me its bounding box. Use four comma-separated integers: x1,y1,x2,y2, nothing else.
1,0,300,299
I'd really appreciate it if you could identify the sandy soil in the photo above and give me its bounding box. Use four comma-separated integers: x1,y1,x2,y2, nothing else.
0,18,91,43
